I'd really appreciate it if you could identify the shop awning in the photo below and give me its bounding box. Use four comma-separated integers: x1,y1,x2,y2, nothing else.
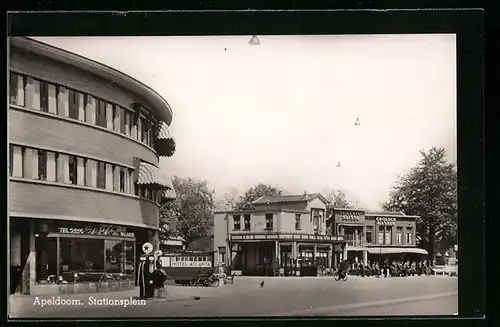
155,122,176,157
137,161,175,190
367,247,428,255
163,188,177,200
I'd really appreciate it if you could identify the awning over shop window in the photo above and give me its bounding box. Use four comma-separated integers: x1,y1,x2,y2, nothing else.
367,247,428,255
155,122,176,157
137,161,175,190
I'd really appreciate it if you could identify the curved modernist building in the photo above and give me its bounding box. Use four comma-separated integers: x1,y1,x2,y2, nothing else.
8,37,177,295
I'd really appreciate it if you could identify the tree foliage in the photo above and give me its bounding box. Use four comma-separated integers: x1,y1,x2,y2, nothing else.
234,183,285,210
214,188,239,211
159,176,215,243
324,189,354,209
382,147,457,257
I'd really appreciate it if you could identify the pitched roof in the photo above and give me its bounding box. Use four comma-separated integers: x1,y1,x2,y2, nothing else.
253,193,329,205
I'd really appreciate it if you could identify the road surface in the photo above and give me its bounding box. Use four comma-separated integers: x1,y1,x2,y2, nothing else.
9,275,458,318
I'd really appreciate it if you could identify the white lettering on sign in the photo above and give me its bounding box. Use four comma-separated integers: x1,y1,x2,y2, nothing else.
339,212,361,222
170,261,212,268
375,217,396,226
57,226,134,238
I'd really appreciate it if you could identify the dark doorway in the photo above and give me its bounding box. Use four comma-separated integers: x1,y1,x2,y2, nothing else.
35,237,58,282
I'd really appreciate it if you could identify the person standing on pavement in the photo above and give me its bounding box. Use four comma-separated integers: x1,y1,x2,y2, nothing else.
152,259,167,299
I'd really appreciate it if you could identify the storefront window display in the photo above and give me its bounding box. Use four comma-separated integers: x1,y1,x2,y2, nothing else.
34,220,136,284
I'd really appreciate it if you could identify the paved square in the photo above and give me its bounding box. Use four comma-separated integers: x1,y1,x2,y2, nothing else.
9,276,458,318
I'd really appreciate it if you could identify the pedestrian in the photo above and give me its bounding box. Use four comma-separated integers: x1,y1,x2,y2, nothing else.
152,259,167,299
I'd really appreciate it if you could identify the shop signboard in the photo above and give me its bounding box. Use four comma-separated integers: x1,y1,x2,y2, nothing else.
170,261,212,268
56,224,135,238
375,217,396,226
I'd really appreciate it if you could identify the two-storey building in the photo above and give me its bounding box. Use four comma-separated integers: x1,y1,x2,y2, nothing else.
213,193,346,276
331,209,428,265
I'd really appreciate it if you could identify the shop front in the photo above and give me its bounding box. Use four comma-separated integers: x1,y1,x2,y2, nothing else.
15,219,145,295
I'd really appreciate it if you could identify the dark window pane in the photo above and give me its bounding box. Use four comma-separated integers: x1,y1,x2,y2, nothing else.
9,73,18,104
68,90,79,119
97,161,106,189
40,82,49,112
69,156,77,185
59,238,105,282
38,150,47,180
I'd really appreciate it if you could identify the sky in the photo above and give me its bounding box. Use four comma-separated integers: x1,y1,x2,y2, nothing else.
34,34,457,210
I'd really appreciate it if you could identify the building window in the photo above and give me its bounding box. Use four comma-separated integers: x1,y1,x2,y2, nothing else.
366,226,373,244
9,73,19,104
9,73,25,106
244,215,251,230
265,214,273,230
39,81,49,112
68,90,79,119
38,150,47,180
119,168,125,192
406,227,413,244
295,214,301,230
378,226,384,245
396,227,403,244
97,161,106,189
137,118,143,142
59,238,105,277
96,100,107,128
233,215,241,231
68,155,78,185
120,109,127,135
385,226,392,245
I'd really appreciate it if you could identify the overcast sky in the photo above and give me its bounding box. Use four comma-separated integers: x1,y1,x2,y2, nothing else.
34,34,456,210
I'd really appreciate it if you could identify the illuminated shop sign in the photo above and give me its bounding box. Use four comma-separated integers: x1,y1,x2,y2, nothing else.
56,226,135,238
375,217,396,226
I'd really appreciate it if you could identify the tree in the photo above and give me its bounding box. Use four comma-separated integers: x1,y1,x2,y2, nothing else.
214,188,239,211
382,147,458,258
323,188,353,209
234,183,285,210
159,176,215,243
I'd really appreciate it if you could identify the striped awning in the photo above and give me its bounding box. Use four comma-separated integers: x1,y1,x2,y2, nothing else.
157,122,173,140
155,122,176,157
137,161,174,190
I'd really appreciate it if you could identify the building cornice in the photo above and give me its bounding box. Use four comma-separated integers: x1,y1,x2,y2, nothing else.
9,37,173,125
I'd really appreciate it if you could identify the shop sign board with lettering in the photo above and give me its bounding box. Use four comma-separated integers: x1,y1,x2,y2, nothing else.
375,217,396,226
56,225,135,238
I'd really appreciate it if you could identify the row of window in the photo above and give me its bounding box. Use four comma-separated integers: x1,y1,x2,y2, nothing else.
9,144,160,203
9,72,158,148
232,213,308,232
366,226,413,245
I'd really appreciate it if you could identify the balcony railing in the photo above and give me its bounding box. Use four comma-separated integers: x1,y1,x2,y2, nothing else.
346,239,365,247
230,232,344,242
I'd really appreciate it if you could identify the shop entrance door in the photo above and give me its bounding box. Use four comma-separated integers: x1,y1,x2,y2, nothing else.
36,237,58,282
280,246,292,276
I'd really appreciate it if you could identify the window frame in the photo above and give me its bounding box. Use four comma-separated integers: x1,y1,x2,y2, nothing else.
295,213,301,230
233,215,241,231
243,214,251,231
265,213,274,230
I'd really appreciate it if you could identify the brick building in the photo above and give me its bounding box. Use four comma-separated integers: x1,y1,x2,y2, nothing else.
8,37,176,295
331,209,428,265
